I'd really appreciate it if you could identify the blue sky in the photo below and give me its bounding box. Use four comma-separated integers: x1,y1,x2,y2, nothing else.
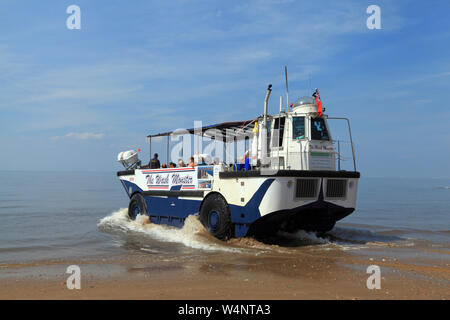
0,0,449,178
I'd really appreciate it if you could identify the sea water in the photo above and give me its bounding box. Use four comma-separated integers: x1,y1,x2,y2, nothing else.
0,171,449,264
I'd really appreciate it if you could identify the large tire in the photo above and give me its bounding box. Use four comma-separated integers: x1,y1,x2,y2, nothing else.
199,194,233,240
128,193,147,220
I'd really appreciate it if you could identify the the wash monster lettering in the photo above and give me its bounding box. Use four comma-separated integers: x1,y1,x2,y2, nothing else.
155,175,169,184
146,174,169,185
171,173,193,185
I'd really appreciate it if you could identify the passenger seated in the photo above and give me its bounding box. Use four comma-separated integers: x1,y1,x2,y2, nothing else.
198,157,206,165
178,159,186,167
162,163,167,168
169,162,176,168
188,157,196,167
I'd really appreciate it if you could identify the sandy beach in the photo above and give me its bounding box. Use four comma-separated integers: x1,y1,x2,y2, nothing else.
1,176,449,300
1,236,449,300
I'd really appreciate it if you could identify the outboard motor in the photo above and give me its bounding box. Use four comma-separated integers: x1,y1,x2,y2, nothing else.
117,150,141,169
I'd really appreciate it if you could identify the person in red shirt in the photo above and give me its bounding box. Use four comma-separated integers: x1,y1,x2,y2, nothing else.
312,89,323,117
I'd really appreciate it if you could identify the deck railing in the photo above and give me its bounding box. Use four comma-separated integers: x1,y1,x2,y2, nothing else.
327,117,357,172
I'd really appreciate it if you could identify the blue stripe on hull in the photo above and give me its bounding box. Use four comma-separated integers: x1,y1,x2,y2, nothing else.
229,179,275,237
228,179,274,223
119,179,275,237
120,179,144,197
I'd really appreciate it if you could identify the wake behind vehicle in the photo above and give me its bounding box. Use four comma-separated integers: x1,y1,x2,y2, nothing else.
117,82,360,240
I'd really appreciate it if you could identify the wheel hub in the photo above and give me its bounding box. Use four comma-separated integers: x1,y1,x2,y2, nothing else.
209,210,220,231
131,204,140,219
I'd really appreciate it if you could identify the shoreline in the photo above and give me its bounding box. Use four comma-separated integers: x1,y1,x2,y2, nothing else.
1,245,449,300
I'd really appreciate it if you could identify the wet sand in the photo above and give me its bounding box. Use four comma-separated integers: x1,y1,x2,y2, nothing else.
1,211,449,300
1,243,449,300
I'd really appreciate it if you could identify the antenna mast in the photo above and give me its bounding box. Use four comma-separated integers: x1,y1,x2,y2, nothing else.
285,66,289,112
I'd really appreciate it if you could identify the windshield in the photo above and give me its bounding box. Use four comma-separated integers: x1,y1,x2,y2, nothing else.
311,118,329,141
292,116,305,139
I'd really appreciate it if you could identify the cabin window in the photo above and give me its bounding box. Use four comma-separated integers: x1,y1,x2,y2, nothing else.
292,116,305,140
311,118,330,141
272,116,286,147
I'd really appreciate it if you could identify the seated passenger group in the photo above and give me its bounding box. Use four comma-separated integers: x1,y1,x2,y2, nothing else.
148,153,204,169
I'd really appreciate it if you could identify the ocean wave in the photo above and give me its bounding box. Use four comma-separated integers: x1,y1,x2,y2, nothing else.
276,229,373,251
328,226,399,243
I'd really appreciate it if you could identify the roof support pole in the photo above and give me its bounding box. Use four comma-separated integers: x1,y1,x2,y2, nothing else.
234,137,237,165
223,135,226,165
149,137,152,161
166,135,170,166
194,120,202,157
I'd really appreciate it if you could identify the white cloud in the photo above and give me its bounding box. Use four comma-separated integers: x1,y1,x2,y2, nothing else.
51,132,105,140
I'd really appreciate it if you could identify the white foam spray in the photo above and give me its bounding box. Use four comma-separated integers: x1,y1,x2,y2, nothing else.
97,209,244,253
98,209,396,254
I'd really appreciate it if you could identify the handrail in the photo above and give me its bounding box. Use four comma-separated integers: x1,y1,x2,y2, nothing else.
327,117,357,171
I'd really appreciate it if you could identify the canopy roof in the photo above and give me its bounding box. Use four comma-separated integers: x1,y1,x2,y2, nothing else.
147,119,257,141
